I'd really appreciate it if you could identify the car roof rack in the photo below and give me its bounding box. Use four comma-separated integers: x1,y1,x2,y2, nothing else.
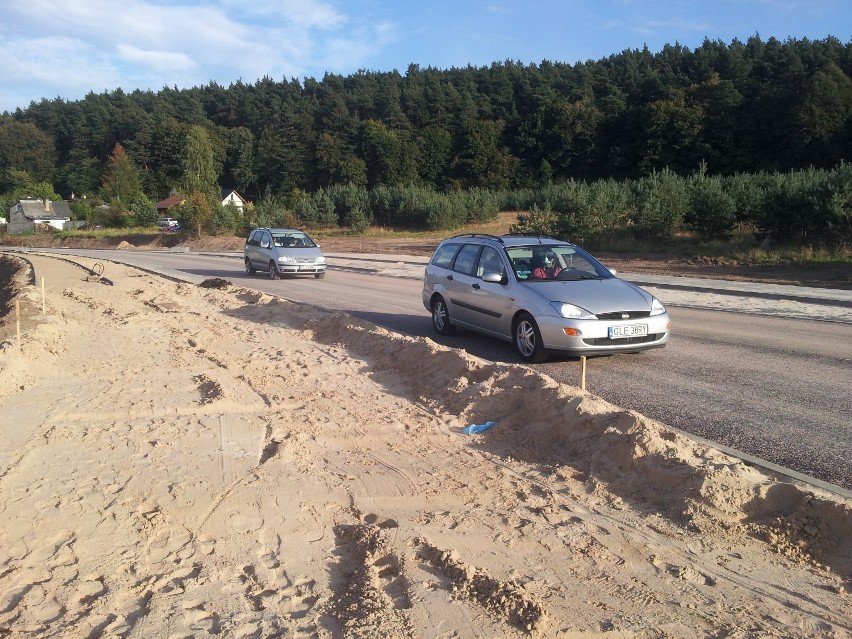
501,233,563,242
448,233,505,244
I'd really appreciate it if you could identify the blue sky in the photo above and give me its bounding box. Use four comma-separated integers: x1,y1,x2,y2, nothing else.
1,0,849,113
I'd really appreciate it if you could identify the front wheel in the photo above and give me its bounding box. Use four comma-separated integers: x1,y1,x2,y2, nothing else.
514,313,548,363
268,261,279,280
314,271,326,279
431,296,456,335
245,258,256,275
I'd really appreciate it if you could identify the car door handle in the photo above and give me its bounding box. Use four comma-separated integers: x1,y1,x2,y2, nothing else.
472,283,480,290
446,275,454,281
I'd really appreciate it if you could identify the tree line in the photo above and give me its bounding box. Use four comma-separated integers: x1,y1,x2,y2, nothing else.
0,35,850,245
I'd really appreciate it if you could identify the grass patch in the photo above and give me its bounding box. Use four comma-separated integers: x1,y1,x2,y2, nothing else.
582,228,756,257
54,226,163,240
583,227,852,265
312,211,520,242
734,244,852,265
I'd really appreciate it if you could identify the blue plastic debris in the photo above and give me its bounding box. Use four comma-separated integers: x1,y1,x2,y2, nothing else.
461,420,496,434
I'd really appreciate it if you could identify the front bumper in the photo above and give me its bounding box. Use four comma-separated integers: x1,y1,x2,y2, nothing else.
536,312,670,355
277,263,326,274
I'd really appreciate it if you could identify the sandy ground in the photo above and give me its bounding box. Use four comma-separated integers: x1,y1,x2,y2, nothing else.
0,252,850,639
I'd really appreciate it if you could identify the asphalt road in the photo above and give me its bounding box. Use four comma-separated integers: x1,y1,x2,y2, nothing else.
9,248,852,493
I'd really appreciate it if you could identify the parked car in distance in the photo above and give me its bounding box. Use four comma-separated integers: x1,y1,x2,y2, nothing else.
244,228,327,279
422,233,670,362
158,218,181,231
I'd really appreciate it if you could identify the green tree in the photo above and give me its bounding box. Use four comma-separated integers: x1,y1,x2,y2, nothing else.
510,204,560,236
210,202,243,235
641,91,704,174
227,127,258,198
59,145,103,198
101,143,144,208
686,173,737,239
538,98,602,178
795,61,852,165
180,125,219,202
0,169,61,215
360,120,417,188
418,126,453,187
132,112,186,199
315,132,367,188
0,121,57,187
129,195,159,227
633,169,689,238
177,192,213,238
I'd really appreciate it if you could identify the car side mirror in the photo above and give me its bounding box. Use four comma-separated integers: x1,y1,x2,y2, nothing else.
260,241,270,248
482,272,504,284
608,268,617,276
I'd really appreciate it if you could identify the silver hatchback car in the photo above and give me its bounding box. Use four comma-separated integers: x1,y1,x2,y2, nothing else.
422,234,670,362
244,228,327,279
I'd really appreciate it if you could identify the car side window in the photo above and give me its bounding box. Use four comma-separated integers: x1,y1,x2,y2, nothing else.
476,246,504,278
260,231,271,248
452,244,480,276
431,243,460,268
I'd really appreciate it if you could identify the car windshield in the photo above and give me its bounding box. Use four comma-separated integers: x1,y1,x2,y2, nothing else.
271,233,316,248
507,244,612,281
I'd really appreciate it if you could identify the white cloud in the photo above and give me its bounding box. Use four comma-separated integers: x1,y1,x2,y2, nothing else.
117,45,197,73
321,20,400,73
2,36,123,103
0,0,393,111
219,0,346,28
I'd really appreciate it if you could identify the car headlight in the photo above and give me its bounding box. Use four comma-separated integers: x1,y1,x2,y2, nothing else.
551,302,596,319
316,256,326,263
650,298,666,316
277,255,296,263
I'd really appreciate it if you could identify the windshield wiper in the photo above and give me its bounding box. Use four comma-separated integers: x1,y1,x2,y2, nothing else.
558,272,602,281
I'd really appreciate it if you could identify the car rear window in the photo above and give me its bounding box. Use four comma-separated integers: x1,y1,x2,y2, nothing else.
431,243,460,268
452,244,480,276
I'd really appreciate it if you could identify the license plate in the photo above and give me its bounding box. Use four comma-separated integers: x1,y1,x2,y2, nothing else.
608,324,648,339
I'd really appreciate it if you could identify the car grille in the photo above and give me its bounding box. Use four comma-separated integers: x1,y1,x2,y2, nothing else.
595,311,651,320
295,257,315,264
583,333,664,346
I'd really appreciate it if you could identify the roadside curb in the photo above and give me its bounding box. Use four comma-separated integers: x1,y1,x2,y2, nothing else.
627,278,852,309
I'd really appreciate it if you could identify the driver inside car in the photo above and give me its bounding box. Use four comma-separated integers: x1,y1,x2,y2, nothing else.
532,252,562,279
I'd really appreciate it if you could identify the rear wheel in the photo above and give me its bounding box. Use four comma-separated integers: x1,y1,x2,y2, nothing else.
268,261,279,280
431,296,456,335
514,313,548,363
244,258,256,275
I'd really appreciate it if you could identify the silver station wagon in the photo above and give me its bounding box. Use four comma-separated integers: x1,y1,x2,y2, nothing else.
422,233,670,362
244,228,327,279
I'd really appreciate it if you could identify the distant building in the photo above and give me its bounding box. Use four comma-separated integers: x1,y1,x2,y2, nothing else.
155,190,247,218
156,196,181,217
8,199,73,234
221,189,248,212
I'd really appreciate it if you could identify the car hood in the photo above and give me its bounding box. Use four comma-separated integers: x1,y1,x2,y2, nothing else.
522,278,655,313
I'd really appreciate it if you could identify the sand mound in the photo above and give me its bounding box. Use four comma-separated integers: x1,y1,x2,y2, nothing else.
0,253,849,638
